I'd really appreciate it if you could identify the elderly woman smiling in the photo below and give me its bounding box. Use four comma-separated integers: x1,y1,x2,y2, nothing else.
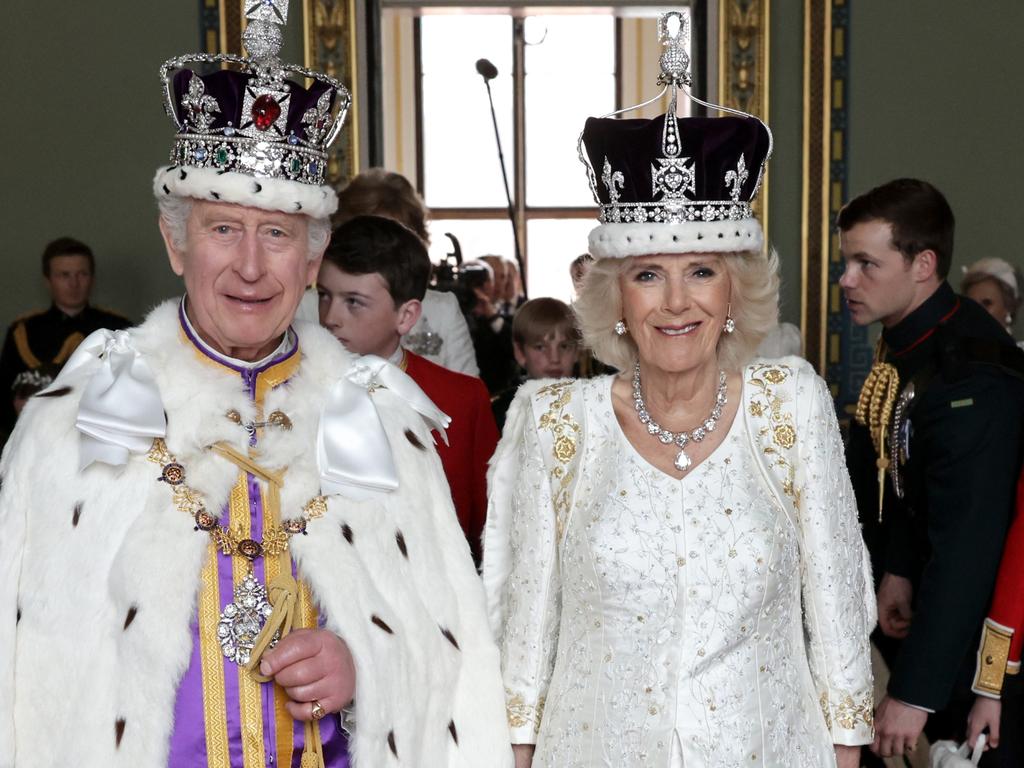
483,45,876,768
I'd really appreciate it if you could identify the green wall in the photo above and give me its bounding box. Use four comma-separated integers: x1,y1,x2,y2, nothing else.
847,1,1024,288
0,3,306,326
767,1,804,326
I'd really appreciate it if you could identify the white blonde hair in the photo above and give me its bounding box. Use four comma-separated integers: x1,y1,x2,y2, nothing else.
156,195,330,259
574,249,781,373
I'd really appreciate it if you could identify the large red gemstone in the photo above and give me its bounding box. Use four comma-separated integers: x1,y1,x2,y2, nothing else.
251,95,281,131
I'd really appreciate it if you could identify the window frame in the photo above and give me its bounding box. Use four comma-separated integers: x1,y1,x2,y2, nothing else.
412,14,621,293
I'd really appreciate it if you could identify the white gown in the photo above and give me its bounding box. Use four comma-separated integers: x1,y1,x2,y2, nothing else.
484,363,876,768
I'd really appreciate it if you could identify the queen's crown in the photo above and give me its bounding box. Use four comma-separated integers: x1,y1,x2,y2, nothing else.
580,12,771,226
160,0,349,188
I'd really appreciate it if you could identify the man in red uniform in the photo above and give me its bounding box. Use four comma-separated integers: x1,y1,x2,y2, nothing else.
317,215,498,566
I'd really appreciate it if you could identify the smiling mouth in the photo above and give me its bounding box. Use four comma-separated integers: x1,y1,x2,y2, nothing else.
657,322,700,336
226,294,273,306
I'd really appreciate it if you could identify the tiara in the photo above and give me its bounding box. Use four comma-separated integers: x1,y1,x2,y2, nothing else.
578,11,773,255
159,0,350,190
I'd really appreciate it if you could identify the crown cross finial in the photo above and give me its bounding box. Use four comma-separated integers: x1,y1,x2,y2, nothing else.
243,0,289,63
657,12,692,88
246,0,289,25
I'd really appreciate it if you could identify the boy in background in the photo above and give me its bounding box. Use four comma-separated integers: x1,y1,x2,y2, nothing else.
317,215,498,566
492,297,579,430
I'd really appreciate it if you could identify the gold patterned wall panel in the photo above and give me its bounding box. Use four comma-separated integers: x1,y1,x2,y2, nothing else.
717,0,770,233
304,0,360,188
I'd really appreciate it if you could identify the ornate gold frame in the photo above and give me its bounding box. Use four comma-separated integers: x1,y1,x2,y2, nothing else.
717,0,770,238
800,0,866,405
303,0,360,188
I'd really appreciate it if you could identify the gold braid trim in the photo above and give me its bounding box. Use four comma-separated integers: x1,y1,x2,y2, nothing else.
855,343,900,521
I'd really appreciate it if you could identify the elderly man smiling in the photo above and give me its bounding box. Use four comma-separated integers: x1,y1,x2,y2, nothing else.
0,4,510,768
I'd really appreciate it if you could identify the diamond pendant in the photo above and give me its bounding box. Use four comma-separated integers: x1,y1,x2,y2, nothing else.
217,573,276,665
674,449,692,471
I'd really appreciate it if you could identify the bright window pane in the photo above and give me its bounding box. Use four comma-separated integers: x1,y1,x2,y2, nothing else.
426,218,516,268
525,218,599,302
420,16,514,208
525,16,616,207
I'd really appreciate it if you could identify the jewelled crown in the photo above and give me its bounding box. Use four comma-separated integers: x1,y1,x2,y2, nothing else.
579,12,772,258
153,0,350,219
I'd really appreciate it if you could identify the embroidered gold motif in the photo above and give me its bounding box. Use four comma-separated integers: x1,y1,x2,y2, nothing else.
974,620,1013,696
773,424,796,450
746,364,801,509
506,689,546,733
820,691,874,731
535,381,581,542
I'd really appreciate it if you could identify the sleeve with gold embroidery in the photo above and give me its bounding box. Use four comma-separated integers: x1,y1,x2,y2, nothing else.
973,475,1024,698
795,373,876,746
482,389,561,745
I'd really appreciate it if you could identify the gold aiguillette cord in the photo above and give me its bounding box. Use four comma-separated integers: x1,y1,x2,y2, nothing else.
855,342,900,523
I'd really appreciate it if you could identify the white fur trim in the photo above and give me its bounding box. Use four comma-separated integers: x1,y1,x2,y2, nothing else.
588,219,764,258
153,165,338,219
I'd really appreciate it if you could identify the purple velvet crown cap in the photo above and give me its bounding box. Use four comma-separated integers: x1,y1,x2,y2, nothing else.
579,110,772,258
582,113,770,208
171,69,336,143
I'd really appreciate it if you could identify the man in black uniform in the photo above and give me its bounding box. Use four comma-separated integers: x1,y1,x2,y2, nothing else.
0,237,130,439
840,178,1024,765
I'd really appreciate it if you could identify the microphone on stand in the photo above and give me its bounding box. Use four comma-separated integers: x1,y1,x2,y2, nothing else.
474,58,527,299
475,58,498,80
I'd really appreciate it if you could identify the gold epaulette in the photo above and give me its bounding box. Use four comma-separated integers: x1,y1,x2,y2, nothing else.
973,618,1013,697
11,308,45,324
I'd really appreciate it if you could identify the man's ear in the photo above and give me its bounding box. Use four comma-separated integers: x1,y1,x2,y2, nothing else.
911,249,938,283
395,299,423,336
158,216,186,277
306,251,324,289
513,341,527,368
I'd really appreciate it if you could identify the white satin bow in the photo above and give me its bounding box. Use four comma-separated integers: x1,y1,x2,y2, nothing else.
45,328,167,469
318,354,450,500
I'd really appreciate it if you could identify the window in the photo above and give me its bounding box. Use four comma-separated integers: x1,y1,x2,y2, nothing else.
418,13,617,302
380,6,696,302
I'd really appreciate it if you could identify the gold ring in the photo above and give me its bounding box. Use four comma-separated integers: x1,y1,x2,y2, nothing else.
310,700,326,721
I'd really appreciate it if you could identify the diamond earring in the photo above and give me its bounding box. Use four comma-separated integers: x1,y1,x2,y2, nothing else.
615,320,628,336
724,316,736,334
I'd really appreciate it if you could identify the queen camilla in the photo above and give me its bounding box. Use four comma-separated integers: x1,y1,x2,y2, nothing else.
483,13,876,768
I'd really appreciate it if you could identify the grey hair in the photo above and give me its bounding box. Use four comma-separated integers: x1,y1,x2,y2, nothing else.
156,195,330,260
574,248,781,373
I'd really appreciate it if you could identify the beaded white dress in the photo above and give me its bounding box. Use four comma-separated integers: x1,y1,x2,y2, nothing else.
484,362,875,768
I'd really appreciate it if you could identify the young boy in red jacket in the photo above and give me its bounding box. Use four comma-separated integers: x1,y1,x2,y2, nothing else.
317,215,499,567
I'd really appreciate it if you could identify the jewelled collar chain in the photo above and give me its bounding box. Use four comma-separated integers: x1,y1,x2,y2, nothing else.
854,339,900,521
632,363,728,471
146,438,327,562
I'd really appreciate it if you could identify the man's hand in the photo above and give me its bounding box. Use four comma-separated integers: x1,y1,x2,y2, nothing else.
967,695,1001,749
834,745,860,768
260,628,356,720
871,695,928,758
877,572,914,639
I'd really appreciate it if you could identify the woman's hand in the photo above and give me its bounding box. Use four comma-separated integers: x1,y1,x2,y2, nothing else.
967,695,1001,749
512,743,535,768
834,744,861,768
260,629,356,720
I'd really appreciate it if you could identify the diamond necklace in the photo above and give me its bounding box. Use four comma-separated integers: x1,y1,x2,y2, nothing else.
632,363,728,471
